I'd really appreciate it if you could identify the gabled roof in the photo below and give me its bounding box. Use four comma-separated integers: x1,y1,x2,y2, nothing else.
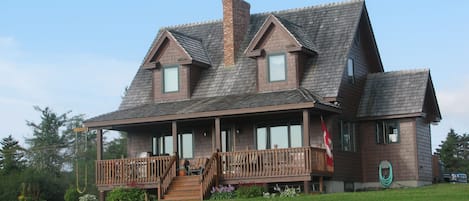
142,30,210,68
85,88,340,128
357,69,441,122
245,14,317,56
120,0,366,110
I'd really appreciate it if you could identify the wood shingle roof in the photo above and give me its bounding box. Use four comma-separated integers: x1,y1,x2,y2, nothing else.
119,0,365,111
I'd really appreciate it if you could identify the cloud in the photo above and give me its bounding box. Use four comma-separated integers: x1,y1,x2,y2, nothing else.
0,36,138,145
437,79,469,118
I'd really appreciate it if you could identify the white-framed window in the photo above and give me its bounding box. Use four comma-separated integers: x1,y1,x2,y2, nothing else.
376,120,399,144
340,121,356,152
256,123,302,150
347,58,355,84
152,132,193,158
268,53,287,82
152,135,173,156
163,65,179,93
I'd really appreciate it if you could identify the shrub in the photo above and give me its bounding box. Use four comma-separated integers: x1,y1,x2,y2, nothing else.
106,188,145,201
79,194,98,201
236,185,264,198
273,184,301,197
64,186,80,201
210,185,236,200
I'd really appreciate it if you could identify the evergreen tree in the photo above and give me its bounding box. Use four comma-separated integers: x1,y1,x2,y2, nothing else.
0,135,26,174
26,106,69,175
436,129,469,173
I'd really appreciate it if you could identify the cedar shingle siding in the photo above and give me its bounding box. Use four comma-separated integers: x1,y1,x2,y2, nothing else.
85,0,442,192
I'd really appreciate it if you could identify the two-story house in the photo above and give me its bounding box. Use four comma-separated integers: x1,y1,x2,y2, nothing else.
84,0,441,200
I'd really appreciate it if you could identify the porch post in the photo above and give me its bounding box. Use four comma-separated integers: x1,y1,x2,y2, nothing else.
302,109,310,147
97,129,103,160
215,117,221,151
172,121,178,155
96,129,104,201
303,110,311,193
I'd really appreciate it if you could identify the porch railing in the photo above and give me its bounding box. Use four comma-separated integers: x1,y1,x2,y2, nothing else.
158,155,177,200
200,152,219,200
218,147,330,180
95,156,172,187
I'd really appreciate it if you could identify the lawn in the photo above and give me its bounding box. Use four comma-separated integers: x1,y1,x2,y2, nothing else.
227,184,469,201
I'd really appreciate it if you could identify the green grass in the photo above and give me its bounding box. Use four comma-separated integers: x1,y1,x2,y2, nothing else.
224,184,469,201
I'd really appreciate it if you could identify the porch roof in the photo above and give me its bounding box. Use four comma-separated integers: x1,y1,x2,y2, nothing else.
84,88,340,129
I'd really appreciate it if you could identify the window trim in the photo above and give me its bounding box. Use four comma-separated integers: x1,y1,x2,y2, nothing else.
162,65,180,93
254,122,303,150
347,58,355,84
376,120,400,144
267,53,287,82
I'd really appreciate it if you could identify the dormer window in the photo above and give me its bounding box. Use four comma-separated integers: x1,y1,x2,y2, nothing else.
163,66,179,93
347,58,355,84
268,53,287,82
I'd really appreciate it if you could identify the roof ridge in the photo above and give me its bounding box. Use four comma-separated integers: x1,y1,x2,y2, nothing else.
159,0,364,30
252,0,364,17
162,19,222,30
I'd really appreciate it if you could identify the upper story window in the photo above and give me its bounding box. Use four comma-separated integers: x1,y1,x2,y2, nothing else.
268,53,287,82
347,58,355,84
256,123,302,150
376,120,399,144
163,66,179,93
340,121,357,152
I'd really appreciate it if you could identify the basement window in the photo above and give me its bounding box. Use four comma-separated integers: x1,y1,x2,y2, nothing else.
376,120,399,144
268,53,287,82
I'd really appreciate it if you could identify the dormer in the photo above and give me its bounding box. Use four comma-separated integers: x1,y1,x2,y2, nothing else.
143,30,210,102
245,14,317,92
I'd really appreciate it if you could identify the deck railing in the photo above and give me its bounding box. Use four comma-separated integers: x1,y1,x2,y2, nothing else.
95,156,172,187
200,152,219,200
158,155,177,200
218,147,330,180
95,147,332,190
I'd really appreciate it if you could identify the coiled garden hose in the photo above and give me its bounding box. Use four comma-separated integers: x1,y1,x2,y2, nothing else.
379,160,393,188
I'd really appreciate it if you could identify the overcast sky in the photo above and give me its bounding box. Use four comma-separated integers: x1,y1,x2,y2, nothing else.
1,0,468,152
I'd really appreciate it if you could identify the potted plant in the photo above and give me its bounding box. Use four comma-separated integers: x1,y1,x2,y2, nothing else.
178,167,187,176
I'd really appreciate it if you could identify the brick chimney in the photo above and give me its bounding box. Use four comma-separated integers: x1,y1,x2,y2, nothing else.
223,0,250,67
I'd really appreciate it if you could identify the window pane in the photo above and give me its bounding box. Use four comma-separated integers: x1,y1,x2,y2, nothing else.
268,54,286,82
164,66,178,92
270,126,289,148
257,128,267,150
347,58,354,77
152,137,158,155
343,122,353,151
181,133,193,158
386,121,399,143
164,136,172,155
290,125,302,148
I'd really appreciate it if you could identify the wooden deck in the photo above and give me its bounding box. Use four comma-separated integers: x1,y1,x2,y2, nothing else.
95,147,332,194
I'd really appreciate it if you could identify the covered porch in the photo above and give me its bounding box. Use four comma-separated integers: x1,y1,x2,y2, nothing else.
84,90,340,200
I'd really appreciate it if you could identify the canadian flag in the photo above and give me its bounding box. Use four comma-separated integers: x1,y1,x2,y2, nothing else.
321,116,334,167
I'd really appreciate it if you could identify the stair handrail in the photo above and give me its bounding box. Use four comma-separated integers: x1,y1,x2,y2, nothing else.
200,152,219,200
157,155,177,200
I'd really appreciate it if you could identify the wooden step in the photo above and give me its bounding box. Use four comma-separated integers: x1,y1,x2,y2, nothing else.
162,176,201,201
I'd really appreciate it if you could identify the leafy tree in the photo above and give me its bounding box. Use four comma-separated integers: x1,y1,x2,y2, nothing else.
105,132,127,160
26,106,69,175
0,135,26,174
